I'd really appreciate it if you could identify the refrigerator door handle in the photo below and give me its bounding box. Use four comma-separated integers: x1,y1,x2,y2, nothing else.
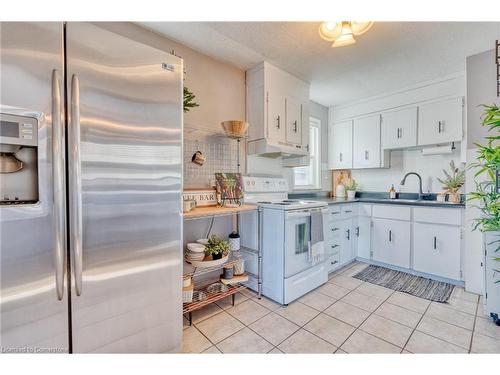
52,69,65,301
70,74,84,297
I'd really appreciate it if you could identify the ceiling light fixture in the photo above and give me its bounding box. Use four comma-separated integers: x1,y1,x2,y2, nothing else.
319,21,373,47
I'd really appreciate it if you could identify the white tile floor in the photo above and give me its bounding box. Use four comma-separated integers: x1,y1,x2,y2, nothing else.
182,261,500,354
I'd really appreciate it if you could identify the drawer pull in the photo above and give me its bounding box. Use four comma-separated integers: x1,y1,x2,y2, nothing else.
331,227,339,232
331,211,340,215
344,210,352,213
331,244,340,248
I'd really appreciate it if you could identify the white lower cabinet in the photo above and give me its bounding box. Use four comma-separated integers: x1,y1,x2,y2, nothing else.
372,218,411,268
339,219,354,266
413,223,461,280
355,215,371,260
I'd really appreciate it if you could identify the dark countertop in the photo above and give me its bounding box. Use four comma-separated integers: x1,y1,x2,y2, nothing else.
289,192,465,208
309,197,464,208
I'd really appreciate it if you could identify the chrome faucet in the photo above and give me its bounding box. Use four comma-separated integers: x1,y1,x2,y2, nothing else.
400,172,429,200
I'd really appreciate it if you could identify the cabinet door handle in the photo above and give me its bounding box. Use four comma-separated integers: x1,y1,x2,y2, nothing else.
339,152,343,162
331,211,340,215
331,227,339,232
396,127,400,139
438,120,445,133
344,210,352,213
355,226,360,237
346,229,350,240
276,115,281,129
331,244,339,248
365,150,369,160
389,230,392,242
433,236,437,250
293,120,298,132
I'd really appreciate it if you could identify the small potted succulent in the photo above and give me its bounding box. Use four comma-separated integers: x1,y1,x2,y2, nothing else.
345,179,359,200
437,160,465,203
204,235,230,260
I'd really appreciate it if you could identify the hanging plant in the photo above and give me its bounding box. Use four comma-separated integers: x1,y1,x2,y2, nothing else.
169,50,199,113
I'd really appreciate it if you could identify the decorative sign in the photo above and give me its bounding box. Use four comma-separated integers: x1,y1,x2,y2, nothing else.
215,173,244,201
182,189,217,206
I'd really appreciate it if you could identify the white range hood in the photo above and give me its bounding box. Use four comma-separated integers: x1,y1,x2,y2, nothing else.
248,138,308,159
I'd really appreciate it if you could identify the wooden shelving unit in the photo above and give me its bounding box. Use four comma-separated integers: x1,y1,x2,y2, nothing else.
182,205,262,325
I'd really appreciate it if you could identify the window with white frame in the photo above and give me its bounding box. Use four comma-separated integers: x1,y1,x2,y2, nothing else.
293,117,321,189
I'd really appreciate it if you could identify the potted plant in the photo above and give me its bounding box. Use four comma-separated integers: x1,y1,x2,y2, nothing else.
204,235,230,260
437,160,465,203
345,179,359,200
468,104,500,325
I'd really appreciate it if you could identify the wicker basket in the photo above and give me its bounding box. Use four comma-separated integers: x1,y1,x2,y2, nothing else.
206,282,228,295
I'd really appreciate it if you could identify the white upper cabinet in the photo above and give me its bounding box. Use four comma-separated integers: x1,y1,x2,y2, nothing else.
246,62,310,157
267,92,286,141
328,120,353,169
285,97,302,145
418,97,463,146
381,107,418,149
353,115,386,169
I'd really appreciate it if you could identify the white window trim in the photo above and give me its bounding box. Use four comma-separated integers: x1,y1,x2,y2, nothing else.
293,116,322,191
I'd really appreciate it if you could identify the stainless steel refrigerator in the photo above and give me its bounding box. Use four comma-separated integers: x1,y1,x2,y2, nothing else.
0,22,183,353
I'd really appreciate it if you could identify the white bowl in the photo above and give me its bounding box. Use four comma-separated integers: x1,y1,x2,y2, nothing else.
196,239,209,245
187,243,205,253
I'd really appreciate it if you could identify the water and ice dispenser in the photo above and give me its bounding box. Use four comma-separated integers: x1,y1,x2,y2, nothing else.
0,113,39,204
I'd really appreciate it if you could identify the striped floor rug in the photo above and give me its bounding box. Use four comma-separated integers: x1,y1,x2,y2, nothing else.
353,265,455,302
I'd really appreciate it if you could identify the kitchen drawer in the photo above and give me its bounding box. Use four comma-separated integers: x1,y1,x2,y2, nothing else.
328,222,342,239
358,203,372,217
328,205,342,219
413,207,462,226
284,262,328,304
327,239,341,255
372,205,411,221
326,253,340,273
341,204,355,217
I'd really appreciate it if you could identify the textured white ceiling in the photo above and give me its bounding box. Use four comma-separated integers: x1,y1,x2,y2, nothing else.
140,22,500,107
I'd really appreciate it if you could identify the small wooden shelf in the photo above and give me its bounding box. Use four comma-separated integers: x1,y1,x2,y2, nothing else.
182,204,257,220
183,283,247,325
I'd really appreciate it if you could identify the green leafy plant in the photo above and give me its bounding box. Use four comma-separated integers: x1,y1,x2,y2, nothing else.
183,86,199,113
204,235,230,258
468,104,500,282
437,160,465,192
345,179,359,191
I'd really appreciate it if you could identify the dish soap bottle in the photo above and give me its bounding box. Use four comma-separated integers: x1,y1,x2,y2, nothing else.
389,184,396,199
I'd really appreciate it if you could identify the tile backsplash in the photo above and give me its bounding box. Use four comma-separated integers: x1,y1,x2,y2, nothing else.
184,132,243,189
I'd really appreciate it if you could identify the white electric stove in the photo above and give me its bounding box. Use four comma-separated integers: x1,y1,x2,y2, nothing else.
240,176,328,305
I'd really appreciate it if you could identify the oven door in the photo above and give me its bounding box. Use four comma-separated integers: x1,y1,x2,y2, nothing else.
284,208,327,277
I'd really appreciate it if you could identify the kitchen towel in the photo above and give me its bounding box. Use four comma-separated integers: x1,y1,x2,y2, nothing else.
310,210,325,265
